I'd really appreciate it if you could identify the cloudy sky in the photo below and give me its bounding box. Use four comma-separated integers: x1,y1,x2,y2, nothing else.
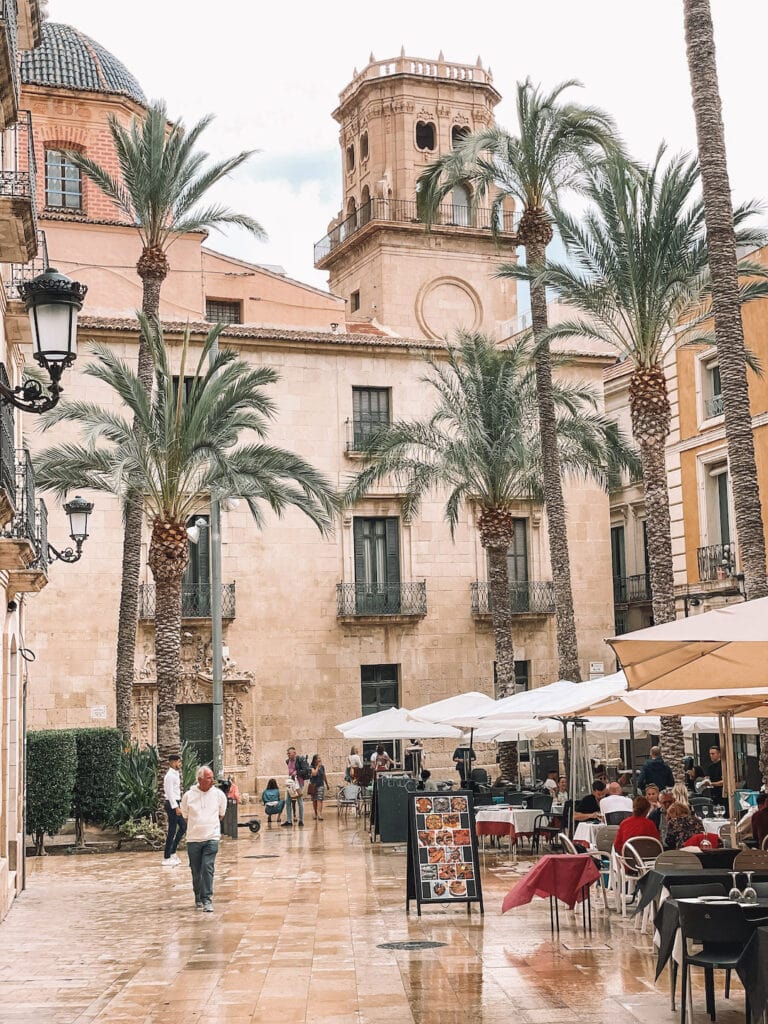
48,1,768,295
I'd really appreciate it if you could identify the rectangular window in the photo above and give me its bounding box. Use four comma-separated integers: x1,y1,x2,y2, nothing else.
361,664,399,763
183,514,211,615
352,386,390,448
353,516,400,613
351,290,360,313
704,361,723,419
506,519,528,583
493,660,530,694
611,524,626,603
45,149,82,209
706,462,731,546
177,703,213,766
205,298,242,324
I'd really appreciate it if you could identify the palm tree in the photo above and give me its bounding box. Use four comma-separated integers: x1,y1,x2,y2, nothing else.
520,149,768,778
683,0,768,786
417,80,621,683
34,319,336,785
343,332,638,779
67,101,265,738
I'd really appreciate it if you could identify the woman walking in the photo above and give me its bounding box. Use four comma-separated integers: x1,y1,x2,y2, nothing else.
309,755,327,821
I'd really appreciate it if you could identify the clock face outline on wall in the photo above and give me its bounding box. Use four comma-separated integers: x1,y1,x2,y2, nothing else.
415,276,482,341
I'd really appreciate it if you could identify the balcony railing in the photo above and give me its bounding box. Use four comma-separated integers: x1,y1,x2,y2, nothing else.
138,582,237,620
336,581,427,618
0,110,37,261
613,573,652,605
315,197,519,264
705,393,724,419
697,542,737,582
12,447,35,543
4,228,46,299
29,495,47,572
0,0,20,128
0,365,15,508
471,580,555,616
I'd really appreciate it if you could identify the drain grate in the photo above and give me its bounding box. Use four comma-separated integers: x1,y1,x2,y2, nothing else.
244,855,280,859
377,941,448,951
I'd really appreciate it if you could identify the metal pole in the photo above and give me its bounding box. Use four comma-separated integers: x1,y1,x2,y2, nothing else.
628,717,637,795
210,335,224,779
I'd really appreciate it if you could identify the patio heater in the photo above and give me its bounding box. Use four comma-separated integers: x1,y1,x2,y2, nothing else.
568,718,593,831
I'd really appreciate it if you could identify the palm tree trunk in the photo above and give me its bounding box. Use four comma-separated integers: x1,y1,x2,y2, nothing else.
527,239,581,682
684,0,768,787
629,366,685,778
150,556,184,811
486,542,518,782
114,265,167,739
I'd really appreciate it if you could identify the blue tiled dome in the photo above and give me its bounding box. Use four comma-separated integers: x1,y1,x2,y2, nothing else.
21,23,147,105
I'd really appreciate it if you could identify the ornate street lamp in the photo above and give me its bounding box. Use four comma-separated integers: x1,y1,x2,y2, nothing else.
6,268,88,414
47,495,94,564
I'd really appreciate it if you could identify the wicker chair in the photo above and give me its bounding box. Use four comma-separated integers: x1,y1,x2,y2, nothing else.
733,848,768,871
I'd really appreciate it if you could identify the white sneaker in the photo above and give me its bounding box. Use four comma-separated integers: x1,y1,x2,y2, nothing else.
171,854,181,865
161,858,176,867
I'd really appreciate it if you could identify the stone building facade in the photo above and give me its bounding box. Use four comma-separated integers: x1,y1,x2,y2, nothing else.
16,31,618,794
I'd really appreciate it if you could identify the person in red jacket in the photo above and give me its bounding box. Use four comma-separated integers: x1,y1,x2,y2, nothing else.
613,796,661,851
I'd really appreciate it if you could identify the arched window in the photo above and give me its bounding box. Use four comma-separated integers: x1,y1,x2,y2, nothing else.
341,197,357,240
360,185,371,225
415,121,436,151
346,144,355,173
450,184,471,226
360,132,369,161
451,125,471,148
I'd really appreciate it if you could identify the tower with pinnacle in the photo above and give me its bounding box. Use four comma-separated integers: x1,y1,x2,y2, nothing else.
314,51,519,340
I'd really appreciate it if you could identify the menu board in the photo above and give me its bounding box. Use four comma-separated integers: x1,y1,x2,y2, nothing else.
406,791,483,915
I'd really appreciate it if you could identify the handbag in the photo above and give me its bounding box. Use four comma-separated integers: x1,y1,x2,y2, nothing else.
307,782,318,797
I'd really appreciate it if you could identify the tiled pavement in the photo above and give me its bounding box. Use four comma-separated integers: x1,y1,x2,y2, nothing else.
0,816,752,1023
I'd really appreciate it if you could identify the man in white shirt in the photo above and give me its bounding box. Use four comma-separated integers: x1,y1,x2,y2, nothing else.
599,781,633,817
542,770,558,797
180,766,227,912
162,753,185,867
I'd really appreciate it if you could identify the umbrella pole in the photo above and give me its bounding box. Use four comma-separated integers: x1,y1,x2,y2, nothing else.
724,712,737,850
628,717,637,796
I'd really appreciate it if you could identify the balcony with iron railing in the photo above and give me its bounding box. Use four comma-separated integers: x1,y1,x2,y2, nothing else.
613,573,652,606
315,197,518,266
0,110,37,262
704,393,724,419
470,580,555,618
138,582,237,620
336,581,427,619
0,364,14,522
0,448,42,574
4,227,46,299
0,1,19,130
697,541,737,583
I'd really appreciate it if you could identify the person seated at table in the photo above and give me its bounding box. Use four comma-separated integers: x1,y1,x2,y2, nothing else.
672,782,690,807
418,770,438,792
373,745,393,772
751,792,768,848
542,769,559,797
600,781,633,815
552,776,568,809
613,796,660,851
664,801,704,850
573,779,607,822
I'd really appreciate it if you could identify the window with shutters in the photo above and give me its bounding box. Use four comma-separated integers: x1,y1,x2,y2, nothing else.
361,664,399,763
353,517,400,613
486,517,530,610
45,149,82,209
351,387,390,448
183,513,211,615
611,524,626,603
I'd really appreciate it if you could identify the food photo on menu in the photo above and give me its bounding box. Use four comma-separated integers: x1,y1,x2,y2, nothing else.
412,794,477,900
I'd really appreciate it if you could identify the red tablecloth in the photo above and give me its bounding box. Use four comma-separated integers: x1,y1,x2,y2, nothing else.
502,854,600,912
476,820,516,839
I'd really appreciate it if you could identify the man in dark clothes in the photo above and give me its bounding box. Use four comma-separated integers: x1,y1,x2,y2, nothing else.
638,746,674,791
452,745,476,785
707,745,727,812
573,779,607,822
751,793,768,848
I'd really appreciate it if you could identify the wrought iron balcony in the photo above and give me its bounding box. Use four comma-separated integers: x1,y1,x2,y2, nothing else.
315,197,519,265
697,541,737,582
613,573,652,605
138,582,237,620
4,228,47,299
470,580,555,617
0,364,14,521
0,448,38,571
336,581,427,618
0,110,38,262
0,0,19,129
704,393,724,419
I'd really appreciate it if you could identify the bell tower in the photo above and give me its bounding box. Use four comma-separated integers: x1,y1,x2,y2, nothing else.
314,51,518,340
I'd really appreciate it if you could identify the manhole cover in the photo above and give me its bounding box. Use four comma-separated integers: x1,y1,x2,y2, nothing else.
244,855,280,859
377,941,448,951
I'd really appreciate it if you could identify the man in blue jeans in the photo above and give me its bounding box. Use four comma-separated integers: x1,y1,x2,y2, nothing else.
180,765,227,912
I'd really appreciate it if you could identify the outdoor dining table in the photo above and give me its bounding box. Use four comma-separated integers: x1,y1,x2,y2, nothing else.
654,897,768,981
573,821,602,848
502,853,599,933
737,926,768,1022
636,868,768,914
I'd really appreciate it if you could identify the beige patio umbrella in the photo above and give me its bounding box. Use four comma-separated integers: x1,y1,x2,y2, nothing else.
608,597,768,691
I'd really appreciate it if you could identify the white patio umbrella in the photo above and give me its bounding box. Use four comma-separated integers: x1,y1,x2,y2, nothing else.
407,691,497,727
338,706,464,741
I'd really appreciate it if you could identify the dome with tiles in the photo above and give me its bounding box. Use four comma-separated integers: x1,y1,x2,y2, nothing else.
20,22,147,105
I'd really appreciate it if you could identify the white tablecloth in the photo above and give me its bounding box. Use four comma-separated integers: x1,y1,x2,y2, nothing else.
475,808,514,827
701,817,729,834
573,822,602,848
510,809,541,835
474,807,540,834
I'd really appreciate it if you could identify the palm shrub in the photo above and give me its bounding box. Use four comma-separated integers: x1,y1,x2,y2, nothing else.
417,80,621,682
344,331,638,779
71,727,122,846
516,148,768,777
181,740,200,792
67,101,265,740
111,742,159,824
34,319,337,802
26,730,77,855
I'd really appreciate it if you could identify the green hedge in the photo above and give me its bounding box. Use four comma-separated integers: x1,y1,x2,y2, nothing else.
26,730,77,849
72,728,122,834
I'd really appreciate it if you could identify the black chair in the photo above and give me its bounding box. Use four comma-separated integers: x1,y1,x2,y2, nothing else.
605,810,631,825
507,792,529,808
690,796,714,819
529,793,553,812
751,881,768,897
469,767,490,787
532,812,561,854
677,901,754,1024
667,883,726,900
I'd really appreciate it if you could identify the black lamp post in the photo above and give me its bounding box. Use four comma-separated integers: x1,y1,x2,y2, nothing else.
6,268,87,414
47,495,94,564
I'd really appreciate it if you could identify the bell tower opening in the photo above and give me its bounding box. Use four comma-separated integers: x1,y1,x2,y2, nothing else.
314,52,519,340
